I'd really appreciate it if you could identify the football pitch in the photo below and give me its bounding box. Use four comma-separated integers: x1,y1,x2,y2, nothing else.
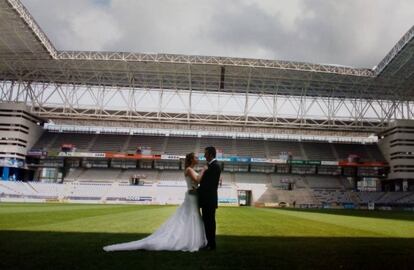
0,203,413,270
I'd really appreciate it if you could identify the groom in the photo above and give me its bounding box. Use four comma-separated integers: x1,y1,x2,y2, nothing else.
198,146,221,250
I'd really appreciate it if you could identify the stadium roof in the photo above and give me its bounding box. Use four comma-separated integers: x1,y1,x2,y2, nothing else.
0,0,413,101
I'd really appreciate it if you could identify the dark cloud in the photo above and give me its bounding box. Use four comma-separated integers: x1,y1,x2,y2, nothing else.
206,0,414,67
20,0,414,68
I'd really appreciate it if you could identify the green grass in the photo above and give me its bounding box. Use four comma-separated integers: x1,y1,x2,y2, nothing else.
0,203,413,270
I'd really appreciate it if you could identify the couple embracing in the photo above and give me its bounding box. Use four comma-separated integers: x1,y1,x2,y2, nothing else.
103,146,221,252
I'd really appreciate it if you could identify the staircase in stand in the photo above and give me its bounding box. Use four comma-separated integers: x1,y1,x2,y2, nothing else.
299,142,308,160
330,144,340,160
161,136,169,154
87,134,99,151
194,137,201,154
121,135,132,152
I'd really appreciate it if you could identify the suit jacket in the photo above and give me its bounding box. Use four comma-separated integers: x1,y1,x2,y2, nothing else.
197,160,221,208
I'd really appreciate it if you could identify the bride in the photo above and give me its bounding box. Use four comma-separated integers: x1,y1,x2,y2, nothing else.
103,152,207,252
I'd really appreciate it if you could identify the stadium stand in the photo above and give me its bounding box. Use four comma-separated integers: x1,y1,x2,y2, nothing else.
235,173,268,184
164,136,198,155
126,135,166,154
220,172,234,184
116,169,158,183
353,192,385,204
65,168,159,183
198,137,235,155
30,132,386,162
31,132,58,150
270,174,308,189
28,181,64,199
257,188,319,205
77,168,121,183
333,143,371,161
33,132,94,151
266,140,303,159
90,134,128,152
235,139,266,157
159,170,186,181
17,131,397,208
364,144,386,161
303,142,336,161
376,192,410,204
2,179,414,206
65,168,86,182
305,175,345,190
67,182,111,200
312,190,355,204
395,193,414,204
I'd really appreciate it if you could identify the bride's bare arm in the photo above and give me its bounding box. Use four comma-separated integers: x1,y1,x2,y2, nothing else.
185,167,205,183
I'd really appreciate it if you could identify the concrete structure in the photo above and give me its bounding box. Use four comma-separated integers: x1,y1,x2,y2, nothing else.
0,102,44,180
379,120,414,191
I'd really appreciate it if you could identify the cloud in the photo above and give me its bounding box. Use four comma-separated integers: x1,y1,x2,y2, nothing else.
21,0,121,51
20,0,414,68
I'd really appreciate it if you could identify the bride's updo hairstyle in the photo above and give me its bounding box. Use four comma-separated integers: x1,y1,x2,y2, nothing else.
185,152,195,169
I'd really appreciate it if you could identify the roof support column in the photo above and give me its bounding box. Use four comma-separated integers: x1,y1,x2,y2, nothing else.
272,84,278,124
244,68,252,125
188,64,192,122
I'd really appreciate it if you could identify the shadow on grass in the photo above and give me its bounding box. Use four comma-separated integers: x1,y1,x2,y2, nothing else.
275,207,414,222
0,230,413,270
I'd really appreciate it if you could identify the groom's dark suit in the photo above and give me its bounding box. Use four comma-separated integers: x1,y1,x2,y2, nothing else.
198,159,221,249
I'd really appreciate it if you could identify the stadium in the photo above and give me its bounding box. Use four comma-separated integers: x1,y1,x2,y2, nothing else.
0,0,414,269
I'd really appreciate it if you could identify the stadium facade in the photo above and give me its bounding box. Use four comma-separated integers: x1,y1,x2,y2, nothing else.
1,0,414,208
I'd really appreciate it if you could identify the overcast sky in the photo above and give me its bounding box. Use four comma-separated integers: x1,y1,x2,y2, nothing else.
20,0,414,68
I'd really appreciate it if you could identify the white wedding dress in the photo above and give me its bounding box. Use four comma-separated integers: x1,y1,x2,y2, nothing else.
103,174,207,252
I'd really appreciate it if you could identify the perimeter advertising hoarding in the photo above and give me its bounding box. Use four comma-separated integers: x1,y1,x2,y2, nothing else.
56,152,162,160
198,156,250,163
251,158,287,164
58,152,105,158
161,155,184,160
321,161,339,166
48,152,388,167
105,153,161,160
338,161,387,167
250,158,268,163
288,160,321,165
